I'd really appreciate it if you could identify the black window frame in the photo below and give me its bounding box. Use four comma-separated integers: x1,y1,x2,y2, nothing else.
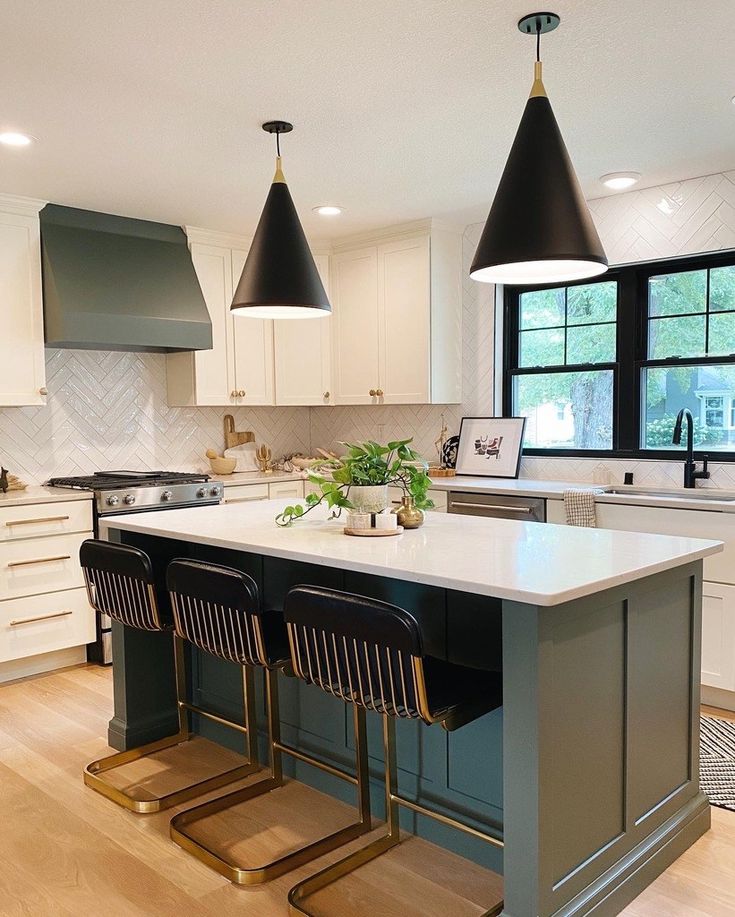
502,249,735,460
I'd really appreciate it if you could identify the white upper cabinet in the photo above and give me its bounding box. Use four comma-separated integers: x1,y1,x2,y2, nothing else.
0,195,47,407
330,221,462,405
167,229,274,407
273,253,332,405
230,248,274,405
331,247,380,404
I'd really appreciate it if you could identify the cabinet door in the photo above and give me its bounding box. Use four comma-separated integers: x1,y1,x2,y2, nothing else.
273,253,331,405
378,236,430,404
331,247,379,405
0,209,46,406
187,242,235,405
231,249,275,405
702,581,735,691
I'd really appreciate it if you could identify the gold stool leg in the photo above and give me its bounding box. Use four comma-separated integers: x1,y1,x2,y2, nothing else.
170,672,373,885
84,635,261,813
288,713,400,914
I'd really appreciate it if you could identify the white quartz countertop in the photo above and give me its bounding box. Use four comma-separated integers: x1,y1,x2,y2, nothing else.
430,476,735,513
100,499,722,607
0,486,94,508
208,471,306,486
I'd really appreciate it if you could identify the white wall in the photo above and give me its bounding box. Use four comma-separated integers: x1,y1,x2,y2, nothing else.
1,170,734,486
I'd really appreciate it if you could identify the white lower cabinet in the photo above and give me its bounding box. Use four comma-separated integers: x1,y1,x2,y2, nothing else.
0,497,94,672
702,582,735,691
222,480,305,504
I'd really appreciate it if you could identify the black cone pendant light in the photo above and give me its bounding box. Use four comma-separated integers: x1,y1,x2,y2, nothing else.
471,13,607,286
231,121,331,319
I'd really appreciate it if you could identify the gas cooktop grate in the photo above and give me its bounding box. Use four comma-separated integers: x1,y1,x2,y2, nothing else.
47,471,210,490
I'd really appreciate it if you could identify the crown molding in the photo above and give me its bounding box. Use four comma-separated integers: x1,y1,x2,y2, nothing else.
183,225,253,249
0,192,48,217
330,218,464,253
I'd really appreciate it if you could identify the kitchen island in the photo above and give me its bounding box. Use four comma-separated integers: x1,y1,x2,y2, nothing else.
101,500,722,917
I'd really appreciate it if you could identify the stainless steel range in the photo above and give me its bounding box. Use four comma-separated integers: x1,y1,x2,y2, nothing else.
47,470,223,663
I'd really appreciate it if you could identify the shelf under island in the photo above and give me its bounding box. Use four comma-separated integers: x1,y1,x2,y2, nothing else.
100,500,722,917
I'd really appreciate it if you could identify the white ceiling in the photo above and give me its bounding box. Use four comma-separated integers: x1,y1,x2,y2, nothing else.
2,0,733,240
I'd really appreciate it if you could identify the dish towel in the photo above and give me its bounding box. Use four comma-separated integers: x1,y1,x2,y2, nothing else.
563,489,603,527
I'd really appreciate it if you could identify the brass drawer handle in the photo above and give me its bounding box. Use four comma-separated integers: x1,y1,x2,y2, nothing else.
8,554,71,568
450,501,533,513
9,609,73,627
5,515,70,527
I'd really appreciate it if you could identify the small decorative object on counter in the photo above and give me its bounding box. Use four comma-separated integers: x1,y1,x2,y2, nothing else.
0,470,27,492
455,416,526,479
374,511,398,531
205,449,237,475
0,467,8,494
441,434,460,469
275,438,433,528
393,495,424,529
224,441,259,472
345,511,371,530
256,444,273,474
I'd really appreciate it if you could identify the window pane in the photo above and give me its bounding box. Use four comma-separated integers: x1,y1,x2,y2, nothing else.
648,315,705,359
708,313,735,356
642,364,735,450
519,328,564,367
567,323,616,364
648,269,706,317
514,370,613,449
710,265,735,312
567,281,617,325
519,288,565,330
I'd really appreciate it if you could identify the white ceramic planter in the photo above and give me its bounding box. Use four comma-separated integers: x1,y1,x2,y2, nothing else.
348,484,389,513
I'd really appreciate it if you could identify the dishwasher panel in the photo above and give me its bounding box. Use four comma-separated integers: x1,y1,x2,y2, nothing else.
447,491,546,522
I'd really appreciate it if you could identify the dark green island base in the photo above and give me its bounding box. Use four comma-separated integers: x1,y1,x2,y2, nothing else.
105,527,709,917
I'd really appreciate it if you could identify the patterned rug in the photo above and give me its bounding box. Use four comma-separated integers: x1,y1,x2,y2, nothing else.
700,715,735,811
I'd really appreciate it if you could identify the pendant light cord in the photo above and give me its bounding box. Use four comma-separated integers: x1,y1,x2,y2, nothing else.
276,131,281,157
536,24,541,61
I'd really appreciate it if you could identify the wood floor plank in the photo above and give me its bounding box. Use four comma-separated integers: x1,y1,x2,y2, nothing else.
0,665,734,916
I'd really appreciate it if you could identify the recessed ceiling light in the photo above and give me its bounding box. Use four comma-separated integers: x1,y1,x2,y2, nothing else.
312,205,343,216
0,131,34,147
600,171,641,191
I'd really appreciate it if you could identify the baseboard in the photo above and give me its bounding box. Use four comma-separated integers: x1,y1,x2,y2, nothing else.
107,712,180,751
0,646,87,685
701,685,735,712
545,793,711,917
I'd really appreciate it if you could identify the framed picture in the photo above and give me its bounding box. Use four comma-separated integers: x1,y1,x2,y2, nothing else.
455,416,526,478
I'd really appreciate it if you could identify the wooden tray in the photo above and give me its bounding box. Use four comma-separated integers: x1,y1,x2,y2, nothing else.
344,525,404,537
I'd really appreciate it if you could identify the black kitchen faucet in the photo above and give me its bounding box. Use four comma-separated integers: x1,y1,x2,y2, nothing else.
672,408,710,488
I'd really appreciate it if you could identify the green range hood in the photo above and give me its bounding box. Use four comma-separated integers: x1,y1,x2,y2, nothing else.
41,204,212,352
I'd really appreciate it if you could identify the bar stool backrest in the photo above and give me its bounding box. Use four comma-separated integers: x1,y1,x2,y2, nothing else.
80,539,164,632
166,559,269,667
284,586,433,722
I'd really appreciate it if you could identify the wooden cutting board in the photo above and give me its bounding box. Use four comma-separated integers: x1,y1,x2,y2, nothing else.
224,414,255,450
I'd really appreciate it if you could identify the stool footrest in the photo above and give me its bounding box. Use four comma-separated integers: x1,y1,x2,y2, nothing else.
84,732,260,814
171,774,372,885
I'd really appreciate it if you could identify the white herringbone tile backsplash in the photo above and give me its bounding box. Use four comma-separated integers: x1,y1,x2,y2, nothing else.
2,171,735,486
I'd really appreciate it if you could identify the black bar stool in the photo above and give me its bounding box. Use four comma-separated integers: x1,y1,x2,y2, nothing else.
283,585,505,917
80,540,260,813
167,559,373,885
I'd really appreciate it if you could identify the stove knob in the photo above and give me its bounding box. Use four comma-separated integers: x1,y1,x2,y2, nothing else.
161,490,173,502
210,486,221,498
123,493,136,505
106,494,120,506
196,487,207,498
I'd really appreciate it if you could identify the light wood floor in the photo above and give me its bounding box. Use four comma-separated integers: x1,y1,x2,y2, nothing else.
0,665,733,916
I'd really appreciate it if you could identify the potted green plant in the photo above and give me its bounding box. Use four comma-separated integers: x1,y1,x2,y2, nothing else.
275,438,434,527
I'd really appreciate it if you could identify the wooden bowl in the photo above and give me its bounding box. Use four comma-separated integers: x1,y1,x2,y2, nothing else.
208,456,237,475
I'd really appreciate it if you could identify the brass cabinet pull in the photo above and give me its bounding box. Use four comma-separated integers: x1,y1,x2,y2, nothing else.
230,389,238,398
9,609,73,627
376,389,384,397
238,389,246,397
7,554,71,568
39,387,48,395
5,515,70,527
369,389,376,396
323,391,330,399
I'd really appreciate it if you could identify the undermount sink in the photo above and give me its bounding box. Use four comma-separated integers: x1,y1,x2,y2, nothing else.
602,487,735,502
